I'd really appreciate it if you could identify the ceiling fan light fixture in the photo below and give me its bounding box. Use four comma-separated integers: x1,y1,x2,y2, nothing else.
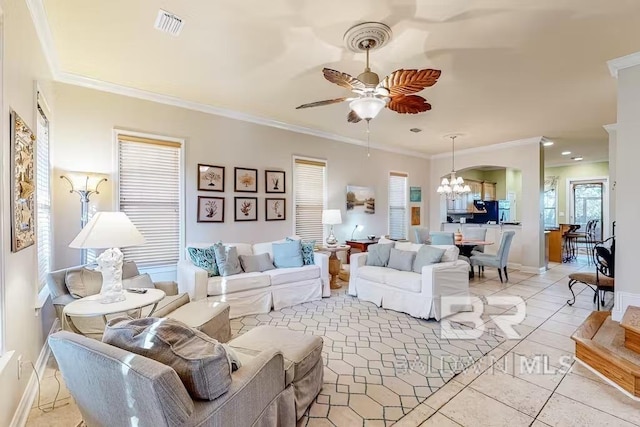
350,97,386,120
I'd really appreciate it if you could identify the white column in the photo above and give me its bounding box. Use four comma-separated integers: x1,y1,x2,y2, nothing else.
609,53,640,321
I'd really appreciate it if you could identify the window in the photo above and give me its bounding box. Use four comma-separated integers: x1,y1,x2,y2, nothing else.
117,134,182,269
543,176,558,228
293,157,326,242
389,172,408,240
36,93,52,291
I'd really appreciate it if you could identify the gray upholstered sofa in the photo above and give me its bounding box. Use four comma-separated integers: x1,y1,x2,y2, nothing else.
49,330,297,427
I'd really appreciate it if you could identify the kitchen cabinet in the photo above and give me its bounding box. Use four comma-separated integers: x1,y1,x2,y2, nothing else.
482,182,496,201
447,180,483,213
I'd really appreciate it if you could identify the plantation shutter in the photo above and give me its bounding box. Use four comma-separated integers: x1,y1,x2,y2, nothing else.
118,135,181,268
294,158,326,242
36,99,51,290
389,172,408,240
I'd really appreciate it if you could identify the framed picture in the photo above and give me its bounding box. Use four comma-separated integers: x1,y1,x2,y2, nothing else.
197,196,225,223
198,164,225,192
265,170,285,193
10,109,36,252
346,185,375,214
235,197,258,221
410,186,422,202
234,167,258,192
411,206,421,226
265,198,286,221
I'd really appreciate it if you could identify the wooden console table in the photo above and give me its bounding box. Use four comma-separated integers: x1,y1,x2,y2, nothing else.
345,239,379,264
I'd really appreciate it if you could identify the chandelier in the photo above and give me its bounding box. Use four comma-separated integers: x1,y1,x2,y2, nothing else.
436,135,471,199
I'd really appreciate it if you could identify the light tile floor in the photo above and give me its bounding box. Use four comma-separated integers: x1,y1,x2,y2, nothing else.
28,259,640,427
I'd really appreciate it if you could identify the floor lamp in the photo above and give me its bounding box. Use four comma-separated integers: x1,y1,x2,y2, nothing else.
60,173,108,264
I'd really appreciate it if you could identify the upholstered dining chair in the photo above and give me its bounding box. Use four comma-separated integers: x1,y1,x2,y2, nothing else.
429,232,454,245
463,228,488,255
412,227,430,244
469,231,515,283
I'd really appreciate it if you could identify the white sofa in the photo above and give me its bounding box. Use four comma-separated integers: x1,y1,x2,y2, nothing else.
177,239,329,318
348,242,470,320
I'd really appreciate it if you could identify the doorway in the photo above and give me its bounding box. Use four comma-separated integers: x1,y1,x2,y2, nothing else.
568,178,608,240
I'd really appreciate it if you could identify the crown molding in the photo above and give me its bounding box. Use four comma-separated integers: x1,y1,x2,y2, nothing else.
607,51,640,78
603,123,618,134
26,0,59,74
544,157,609,168
429,136,543,160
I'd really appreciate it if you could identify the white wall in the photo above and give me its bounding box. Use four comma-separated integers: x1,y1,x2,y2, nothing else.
606,125,616,233
612,61,640,321
52,83,430,269
429,138,545,272
0,0,57,424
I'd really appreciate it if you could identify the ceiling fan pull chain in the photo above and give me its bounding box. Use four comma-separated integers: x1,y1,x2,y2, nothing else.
366,119,371,157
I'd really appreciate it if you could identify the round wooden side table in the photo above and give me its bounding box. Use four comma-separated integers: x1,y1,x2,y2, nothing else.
319,245,350,289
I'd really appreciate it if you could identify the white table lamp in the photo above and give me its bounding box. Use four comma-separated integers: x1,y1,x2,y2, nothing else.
322,209,342,247
69,212,146,303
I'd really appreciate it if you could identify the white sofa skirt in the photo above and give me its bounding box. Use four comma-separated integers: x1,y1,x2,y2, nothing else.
355,278,436,319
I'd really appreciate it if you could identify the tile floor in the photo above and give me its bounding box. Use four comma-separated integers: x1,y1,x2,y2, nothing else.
27,259,640,427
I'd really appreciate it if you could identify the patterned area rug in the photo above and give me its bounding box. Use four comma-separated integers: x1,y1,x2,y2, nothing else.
230,286,504,426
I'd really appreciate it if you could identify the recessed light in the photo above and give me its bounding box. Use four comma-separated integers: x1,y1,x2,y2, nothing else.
542,141,554,147
572,156,583,161
561,151,571,155
409,128,422,133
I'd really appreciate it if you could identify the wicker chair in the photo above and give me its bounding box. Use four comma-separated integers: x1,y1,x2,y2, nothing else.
567,236,615,310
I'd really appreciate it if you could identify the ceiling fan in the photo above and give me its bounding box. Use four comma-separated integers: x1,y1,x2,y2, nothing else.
296,22,441,123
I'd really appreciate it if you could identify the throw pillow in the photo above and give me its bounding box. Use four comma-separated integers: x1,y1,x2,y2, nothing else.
413,246,446,273
103,317,232,401
287,237,316,265
431,245,460,262
122,273,155,289
272,240,304,268
365,243,394,267
213,243,243,276
65,267,103,298
187,246,219,277
239,253,275,273
395,241,423,252
387,248,416,272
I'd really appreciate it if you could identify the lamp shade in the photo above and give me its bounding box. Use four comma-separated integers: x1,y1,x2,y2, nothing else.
322,209,342,225
69,211,145,249
349,97,386,120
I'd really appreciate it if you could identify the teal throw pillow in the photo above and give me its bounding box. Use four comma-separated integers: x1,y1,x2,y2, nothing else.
187,246,219,277
387,248,416,272
272,240,304,268
287,237,316,265
365,243,394,267
213,243,243,277
412,245,446,273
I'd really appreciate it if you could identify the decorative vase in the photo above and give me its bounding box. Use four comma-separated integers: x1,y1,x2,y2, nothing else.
455,230,463,243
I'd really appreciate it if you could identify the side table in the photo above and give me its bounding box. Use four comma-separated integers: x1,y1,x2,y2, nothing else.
319,245,350,289
344,239,379,264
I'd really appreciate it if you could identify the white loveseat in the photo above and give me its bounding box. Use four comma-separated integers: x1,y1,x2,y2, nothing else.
348,242,470,320
177,239,329,318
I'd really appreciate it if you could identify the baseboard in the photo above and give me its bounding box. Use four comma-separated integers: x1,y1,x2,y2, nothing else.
519,265,546,274
10,318,60,427
612,292,640,322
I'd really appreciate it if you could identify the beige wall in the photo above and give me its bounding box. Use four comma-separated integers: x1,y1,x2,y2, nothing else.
0,0,57,424
612,61,640,321
52,83,430,269
543,161,609,227
430,139,544,271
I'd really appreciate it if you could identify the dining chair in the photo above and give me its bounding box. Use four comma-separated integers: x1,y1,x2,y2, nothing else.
567,236,614,310
429,231,454,245
469,231,515,282
412,227,430,244
463,228,488,255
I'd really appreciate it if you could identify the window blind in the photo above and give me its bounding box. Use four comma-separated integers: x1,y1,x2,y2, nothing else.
389,172,408,240
118,136,181,269
36,102,51,290
294,158,326,242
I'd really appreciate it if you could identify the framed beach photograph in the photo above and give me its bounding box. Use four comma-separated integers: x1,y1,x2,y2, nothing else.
265,198,286,221
265,170,285,193
197,196,225,223
10,109,36,252
346,185,375,214
234,167,258,192
198,164,225,192
234,197,258,221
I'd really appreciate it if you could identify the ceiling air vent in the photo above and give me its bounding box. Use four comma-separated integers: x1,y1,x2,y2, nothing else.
154,9,184,36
